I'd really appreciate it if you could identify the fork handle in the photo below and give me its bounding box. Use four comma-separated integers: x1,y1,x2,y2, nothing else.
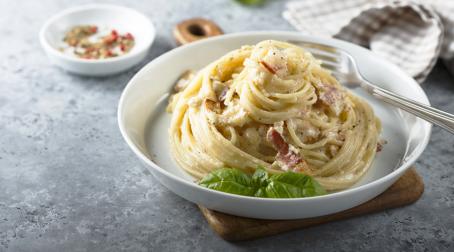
364,83,454,134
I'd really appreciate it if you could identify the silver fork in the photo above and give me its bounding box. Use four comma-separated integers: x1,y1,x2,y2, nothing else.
288,40,454,134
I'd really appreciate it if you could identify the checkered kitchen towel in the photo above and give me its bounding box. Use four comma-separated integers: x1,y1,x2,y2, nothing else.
283,0,454,83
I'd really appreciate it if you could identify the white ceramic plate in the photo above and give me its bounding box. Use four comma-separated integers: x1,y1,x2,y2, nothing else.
118,32,431,220
40,4,155,76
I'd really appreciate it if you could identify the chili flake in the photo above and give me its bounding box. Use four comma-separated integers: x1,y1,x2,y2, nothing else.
60,25,135,60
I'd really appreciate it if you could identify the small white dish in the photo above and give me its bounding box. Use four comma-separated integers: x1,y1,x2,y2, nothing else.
40,4,155,76
118,32,431,220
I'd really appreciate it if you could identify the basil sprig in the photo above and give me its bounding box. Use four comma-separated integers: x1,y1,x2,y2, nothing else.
199,167,326,198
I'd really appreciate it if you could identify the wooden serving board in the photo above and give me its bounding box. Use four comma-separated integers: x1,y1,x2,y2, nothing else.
199,167,424,241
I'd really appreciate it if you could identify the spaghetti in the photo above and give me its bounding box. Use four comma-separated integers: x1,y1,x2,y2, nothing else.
167,40,381,190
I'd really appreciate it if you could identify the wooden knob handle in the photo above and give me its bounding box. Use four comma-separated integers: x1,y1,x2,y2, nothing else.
173,18,223,45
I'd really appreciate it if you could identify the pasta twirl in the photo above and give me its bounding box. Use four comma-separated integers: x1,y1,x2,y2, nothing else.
167,40,381,191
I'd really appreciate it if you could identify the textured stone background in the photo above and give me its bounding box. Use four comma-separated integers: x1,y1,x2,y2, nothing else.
0,0,453,251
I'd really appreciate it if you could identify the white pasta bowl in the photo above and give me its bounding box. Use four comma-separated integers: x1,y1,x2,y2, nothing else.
118,32,431,220
40,4,155,76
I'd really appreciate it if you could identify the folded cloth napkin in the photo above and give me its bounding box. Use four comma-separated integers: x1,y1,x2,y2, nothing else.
283,0,454,83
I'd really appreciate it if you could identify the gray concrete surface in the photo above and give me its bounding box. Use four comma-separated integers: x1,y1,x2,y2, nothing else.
0,0,453,251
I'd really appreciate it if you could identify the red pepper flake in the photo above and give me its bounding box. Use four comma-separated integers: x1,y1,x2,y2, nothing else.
102,30,119,44
103,35,116,44
125,32,134,40
61,25,135,60
111,29,118,39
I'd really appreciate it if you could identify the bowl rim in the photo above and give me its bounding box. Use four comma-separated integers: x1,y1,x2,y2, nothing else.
39,3,155,64
118,31,432,202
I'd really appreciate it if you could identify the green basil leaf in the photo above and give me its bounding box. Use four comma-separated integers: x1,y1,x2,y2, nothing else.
199,167,326,198
265,172,326,198
252,166,269,187
254,187,267,198
199,168,257,196
302,176,327,196
270,173,310,187
265,181,305,198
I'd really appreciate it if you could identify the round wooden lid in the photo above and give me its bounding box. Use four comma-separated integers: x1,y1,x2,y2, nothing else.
173,18,223,45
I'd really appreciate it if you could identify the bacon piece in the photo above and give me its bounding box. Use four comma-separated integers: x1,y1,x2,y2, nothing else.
266,127,308,172
260,60,276,74
376,139,388,152
316,83,344,116
260,48,289,77
376,143,383,152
